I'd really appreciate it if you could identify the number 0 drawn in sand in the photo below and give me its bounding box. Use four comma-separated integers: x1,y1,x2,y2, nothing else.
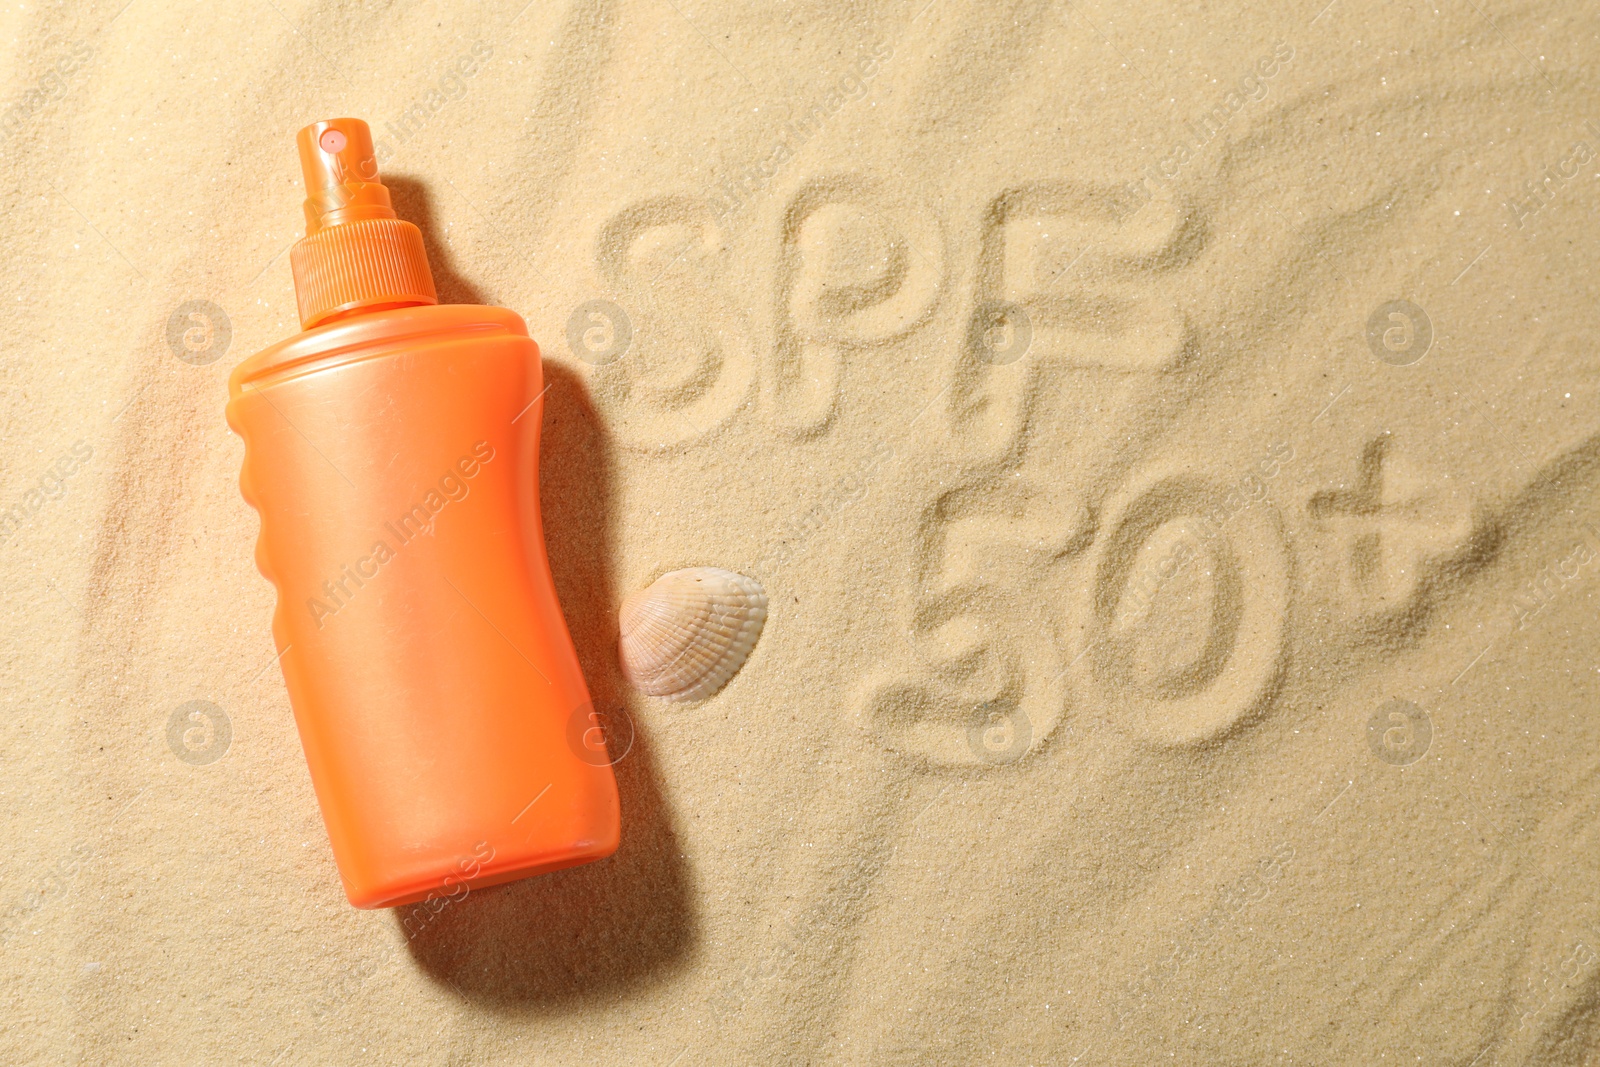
1072,472,1290,746
590,196,756,451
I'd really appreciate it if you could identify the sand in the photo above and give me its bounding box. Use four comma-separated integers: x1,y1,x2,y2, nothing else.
3,0,1600,1062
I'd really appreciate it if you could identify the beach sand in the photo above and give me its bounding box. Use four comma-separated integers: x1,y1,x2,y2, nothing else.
3,0,1600,1062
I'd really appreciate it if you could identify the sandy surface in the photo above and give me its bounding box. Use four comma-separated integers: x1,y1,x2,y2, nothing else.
4,0,1600,1063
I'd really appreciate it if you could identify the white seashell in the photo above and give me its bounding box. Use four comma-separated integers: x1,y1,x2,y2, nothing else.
619,567,767,701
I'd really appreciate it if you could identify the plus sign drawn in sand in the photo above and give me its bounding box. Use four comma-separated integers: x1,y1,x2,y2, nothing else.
1306,431,1491,640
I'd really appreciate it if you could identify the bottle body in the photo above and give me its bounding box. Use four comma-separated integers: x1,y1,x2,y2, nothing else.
227,304,619,908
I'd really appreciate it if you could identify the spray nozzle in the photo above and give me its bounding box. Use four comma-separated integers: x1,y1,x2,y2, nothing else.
289,118,436,328
297,118,397,235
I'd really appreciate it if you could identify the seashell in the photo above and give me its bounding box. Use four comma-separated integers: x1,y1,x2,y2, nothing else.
619,567,767,701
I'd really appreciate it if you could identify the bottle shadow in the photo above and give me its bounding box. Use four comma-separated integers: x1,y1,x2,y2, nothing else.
398,358,698,1012
385,175,489,307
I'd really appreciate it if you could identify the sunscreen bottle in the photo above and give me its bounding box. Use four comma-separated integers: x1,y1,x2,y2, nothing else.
226,118,620,908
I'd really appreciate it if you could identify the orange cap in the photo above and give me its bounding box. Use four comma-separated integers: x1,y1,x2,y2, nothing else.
290,118,436,329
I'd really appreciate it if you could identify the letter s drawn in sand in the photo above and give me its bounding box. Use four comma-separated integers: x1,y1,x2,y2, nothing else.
588,194,756,451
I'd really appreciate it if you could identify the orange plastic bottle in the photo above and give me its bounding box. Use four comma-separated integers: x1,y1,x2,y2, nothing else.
226,118,619,908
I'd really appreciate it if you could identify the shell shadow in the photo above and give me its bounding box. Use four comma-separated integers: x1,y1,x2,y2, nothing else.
400,359,697,1012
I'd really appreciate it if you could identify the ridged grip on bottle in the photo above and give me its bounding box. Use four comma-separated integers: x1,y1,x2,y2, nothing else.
290,216,436,329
